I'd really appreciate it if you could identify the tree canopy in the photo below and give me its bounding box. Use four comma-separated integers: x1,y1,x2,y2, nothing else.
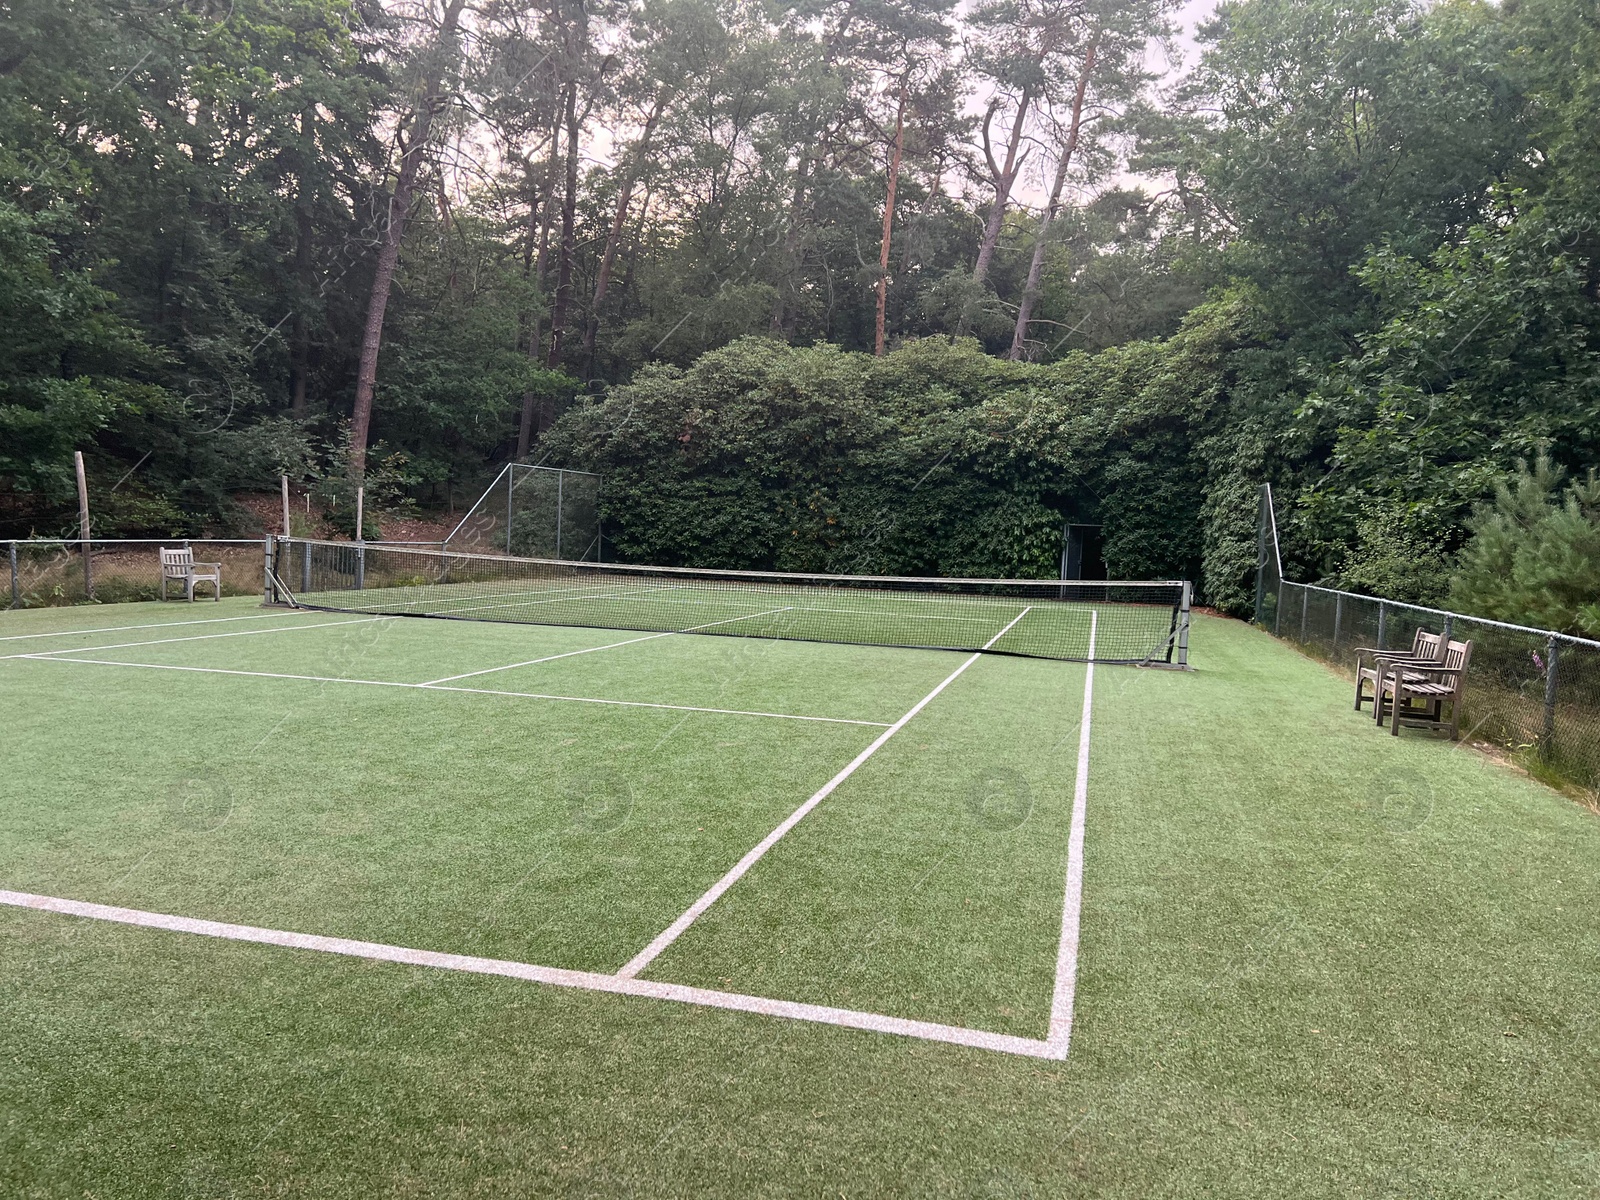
1,0,1595,624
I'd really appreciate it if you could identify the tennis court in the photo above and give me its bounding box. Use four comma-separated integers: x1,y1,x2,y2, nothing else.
5,579,1600,1196
0,575,1133,1056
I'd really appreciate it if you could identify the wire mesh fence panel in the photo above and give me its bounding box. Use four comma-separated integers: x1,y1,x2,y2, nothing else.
1255,486,1600,792
442,464,602,561
5,540,268,608
274,537,1191,665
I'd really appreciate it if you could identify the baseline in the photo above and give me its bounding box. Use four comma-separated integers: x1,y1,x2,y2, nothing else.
0,890,1059,1060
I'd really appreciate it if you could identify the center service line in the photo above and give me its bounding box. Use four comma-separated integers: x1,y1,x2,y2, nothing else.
614,605,1035,980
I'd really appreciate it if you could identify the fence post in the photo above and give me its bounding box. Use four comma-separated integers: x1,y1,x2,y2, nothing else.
507,466,515,554
1333,592,1343,651
556,471,564,560
1376,601,1387,651
8,541,16,610
1300,587,1309,641
1541,636,1560,761
1442,614,1454,641
75,450,93,600
1274,583,1284,637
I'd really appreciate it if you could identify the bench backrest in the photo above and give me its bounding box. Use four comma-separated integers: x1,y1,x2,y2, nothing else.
1413,630,1446,662
1443,638,1472,672
160,547,195,576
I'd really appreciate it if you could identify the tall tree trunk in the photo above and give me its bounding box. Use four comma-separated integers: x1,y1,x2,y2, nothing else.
583,91,670,374
1010,39,1098,361
971,86,1033,291
516,167,543,459
348,0,468,481
875,79,908,358
546,82,580,370
769,152,814,335
291,104,314,418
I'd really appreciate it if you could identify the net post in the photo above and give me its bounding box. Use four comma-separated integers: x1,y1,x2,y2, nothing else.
263,535,275,603
1541,636,1560,761
302,539,311,593
1254,485,1268,624
355,541,365,591
1176,581,1192,667
8,541,17,610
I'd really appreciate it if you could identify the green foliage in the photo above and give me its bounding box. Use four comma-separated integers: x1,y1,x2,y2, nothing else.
545,330,1235,586
1336,504,1454,606
1451,456,1600,636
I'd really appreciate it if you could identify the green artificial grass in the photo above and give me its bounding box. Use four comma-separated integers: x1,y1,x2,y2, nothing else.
2,597,1599,1197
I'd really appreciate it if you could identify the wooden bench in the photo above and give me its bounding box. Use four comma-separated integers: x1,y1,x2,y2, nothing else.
159,546,222,601
1378,638,1473,738
1353,629,1446,716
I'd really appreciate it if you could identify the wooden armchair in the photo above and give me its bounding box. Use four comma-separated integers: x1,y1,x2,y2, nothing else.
1378,639,1473,738
159,546,222,601
1354,629,1446,716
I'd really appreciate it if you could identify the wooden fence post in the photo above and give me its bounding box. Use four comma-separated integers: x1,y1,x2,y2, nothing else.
74,451,92,600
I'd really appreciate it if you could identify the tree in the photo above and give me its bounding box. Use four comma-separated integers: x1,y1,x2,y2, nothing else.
1452,456,1600,636
348,0,469,483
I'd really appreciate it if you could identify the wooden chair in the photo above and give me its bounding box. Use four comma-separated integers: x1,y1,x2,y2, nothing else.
159,546,222,601
1378,639,1473,738
1353,629,1446,716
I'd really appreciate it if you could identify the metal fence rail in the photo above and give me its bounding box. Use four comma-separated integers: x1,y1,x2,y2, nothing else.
1254,485,1600,791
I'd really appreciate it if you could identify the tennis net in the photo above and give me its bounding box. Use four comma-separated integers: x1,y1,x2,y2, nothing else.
267,538,1191,666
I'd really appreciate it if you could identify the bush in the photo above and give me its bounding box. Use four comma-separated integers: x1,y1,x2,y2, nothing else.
1451,456,1600,636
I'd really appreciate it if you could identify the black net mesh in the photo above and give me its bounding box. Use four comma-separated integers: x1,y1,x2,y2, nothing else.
273,538,1190,665
1253,486,1600,790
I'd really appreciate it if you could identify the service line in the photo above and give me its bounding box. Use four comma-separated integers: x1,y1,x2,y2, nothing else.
418,607,794,686
12,654,886,727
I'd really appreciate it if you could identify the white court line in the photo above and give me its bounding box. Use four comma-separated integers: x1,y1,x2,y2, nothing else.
0,890,1059,1059
616,605,1036,980
0,612,315,643
418,607,794,686
1046,610,1096,1056
12,655,888,727
0,616,390,661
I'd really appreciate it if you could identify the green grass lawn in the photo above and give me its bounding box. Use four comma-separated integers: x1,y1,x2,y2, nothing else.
2,597,1598,1197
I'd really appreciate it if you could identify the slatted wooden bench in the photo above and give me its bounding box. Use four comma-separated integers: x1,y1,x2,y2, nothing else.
1353,629,1446,716
1378,639,1474,738
159,546,222,601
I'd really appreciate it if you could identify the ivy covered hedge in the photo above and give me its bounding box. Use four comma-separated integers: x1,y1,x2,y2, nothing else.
543,299,1269,611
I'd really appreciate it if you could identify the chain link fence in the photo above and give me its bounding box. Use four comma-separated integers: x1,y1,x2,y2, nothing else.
1255,485,1600,793
5,539,270,608
442,464,602,561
